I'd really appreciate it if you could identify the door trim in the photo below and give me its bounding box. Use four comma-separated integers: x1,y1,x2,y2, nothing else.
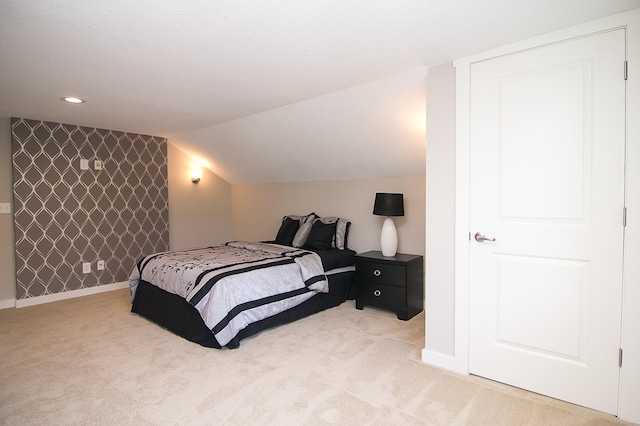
452,10,639,419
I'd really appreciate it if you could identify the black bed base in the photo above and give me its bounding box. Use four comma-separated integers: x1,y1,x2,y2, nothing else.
131,271,355,349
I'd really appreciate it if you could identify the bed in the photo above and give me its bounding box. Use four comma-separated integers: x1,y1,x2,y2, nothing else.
129,213,355,349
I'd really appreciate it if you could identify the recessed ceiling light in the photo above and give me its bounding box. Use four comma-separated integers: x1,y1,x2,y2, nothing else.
61,96,86,104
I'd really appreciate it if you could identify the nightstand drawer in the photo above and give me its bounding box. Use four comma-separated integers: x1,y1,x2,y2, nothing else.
356,282,405,309
356,261,405,287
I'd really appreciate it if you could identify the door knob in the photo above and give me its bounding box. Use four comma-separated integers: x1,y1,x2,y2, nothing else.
474,232,496,243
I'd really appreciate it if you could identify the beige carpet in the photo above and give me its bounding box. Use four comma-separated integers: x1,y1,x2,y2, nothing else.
0,289,633,425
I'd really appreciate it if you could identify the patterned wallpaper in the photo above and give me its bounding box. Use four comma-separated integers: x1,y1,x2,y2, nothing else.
11,118,169,300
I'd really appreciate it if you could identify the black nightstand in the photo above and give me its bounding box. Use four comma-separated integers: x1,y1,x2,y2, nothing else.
354,250,424,320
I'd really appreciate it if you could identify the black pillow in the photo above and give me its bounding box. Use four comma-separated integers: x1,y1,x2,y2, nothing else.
304,220,337,250
275,217,300,246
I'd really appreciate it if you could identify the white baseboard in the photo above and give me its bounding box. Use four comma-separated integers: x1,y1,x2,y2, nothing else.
0,298,16,310
421,347,458,372
14,281,129,308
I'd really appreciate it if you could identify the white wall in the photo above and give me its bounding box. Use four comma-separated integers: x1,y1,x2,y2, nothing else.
423,64,456,360
167,143,232,250
232,176,425,256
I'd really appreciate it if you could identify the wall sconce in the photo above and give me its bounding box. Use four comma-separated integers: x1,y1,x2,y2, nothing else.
191,169,202,184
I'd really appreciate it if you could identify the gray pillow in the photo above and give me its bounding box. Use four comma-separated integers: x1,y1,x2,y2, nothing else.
291,213,317,248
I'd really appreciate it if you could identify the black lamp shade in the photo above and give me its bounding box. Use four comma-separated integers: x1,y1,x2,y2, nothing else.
373,193,404,217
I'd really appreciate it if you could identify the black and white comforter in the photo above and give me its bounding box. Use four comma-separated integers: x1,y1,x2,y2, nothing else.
129,241,328,346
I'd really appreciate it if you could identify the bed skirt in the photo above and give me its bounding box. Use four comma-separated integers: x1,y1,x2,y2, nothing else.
131,270,355,349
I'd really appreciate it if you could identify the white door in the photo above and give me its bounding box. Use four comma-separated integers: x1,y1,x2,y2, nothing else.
468,29,626,414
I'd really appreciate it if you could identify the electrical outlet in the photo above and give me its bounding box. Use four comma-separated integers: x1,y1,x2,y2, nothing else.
0,203,10,214
82,262,91,274
94,160,102,170
97,260,105,270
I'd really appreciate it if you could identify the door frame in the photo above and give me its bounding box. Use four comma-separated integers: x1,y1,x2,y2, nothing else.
451,9,640,421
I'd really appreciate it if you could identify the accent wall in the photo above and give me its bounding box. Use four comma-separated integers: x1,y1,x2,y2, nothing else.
11,118,169,300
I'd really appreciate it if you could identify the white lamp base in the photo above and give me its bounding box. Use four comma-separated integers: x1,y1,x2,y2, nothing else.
380,217,398,257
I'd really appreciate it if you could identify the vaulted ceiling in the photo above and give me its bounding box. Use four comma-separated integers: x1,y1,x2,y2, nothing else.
2,1,638,184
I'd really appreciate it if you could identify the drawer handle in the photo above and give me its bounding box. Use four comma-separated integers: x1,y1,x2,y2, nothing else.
373,269,381,277
373,289,381,297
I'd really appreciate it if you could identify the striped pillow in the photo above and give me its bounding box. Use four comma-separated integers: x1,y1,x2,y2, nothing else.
316,217,351,250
